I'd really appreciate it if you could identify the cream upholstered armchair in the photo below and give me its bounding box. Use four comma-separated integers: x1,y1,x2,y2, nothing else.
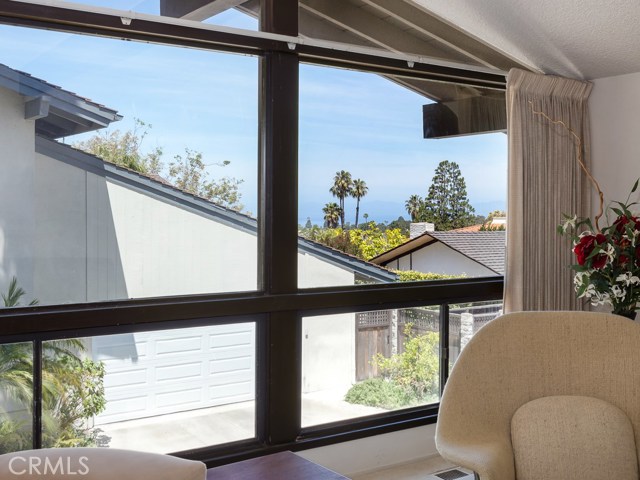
436,311,640,480
0,448,206,479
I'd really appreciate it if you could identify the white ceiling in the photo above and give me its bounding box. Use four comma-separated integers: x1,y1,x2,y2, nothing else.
414,0,640,80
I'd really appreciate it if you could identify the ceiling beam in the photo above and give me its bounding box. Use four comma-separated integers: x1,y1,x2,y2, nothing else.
361,0,528,71
236,0,481,101
299,0,471,63
159,0,245,21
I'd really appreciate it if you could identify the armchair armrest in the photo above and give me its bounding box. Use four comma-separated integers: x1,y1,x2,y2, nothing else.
435,437,515,480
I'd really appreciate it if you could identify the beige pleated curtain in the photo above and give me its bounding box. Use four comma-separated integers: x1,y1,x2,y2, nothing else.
504,68,593,312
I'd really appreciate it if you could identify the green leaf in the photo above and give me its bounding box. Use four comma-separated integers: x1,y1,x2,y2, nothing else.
632,178,639,194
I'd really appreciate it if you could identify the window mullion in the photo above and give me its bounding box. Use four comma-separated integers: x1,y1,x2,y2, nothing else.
258,0,300,446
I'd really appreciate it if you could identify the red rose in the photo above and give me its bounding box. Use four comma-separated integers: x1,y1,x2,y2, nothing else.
614,215,639,234
574,234,608,268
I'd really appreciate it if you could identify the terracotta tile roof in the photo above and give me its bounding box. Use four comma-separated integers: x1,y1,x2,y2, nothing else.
450,224,483,232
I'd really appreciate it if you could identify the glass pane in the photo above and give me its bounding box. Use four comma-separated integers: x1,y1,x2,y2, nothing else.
302,306,440,427
448,300,503,369
0,342,33,454
298,64,506,288
0,24,258,307
10,1,259,30
43,323,255,452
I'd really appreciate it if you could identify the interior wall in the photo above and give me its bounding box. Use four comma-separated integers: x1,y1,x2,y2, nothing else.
590,71,640,216
297,424,438,477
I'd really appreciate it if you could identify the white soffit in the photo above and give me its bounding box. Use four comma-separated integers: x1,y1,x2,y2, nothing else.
412,0,640,80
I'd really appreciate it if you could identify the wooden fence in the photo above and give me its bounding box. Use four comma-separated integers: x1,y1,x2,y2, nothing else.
355,303,502,380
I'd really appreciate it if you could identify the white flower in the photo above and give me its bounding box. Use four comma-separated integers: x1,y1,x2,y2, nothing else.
616,272,640,286
589,290,611,307
561,215,578,233
611,284,627,299
604,243,616,261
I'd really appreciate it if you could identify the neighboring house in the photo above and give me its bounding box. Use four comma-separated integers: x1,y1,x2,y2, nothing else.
0,64,396,424
370,230,506,277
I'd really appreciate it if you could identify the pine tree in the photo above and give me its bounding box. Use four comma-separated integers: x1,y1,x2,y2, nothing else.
422,160,475,230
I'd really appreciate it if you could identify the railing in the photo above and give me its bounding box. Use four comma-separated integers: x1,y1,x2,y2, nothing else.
355,301,503,380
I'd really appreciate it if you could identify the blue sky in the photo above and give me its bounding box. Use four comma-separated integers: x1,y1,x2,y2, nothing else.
0,3,506,226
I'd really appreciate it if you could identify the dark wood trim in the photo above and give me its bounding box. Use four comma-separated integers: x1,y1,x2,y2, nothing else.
0,278,503,340
439,304,450,395
259,0,301,447
261,0,298,36
0,1,505,90
32,340,42,449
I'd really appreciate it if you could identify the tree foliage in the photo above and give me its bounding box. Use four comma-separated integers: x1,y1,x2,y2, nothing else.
330,170,353,229
322,203,341,229
74,119,163,175
407,160,475,230
0,278,107,453
74,119,243,211
300,222,408,261
351,178,368,228
168,149,243,210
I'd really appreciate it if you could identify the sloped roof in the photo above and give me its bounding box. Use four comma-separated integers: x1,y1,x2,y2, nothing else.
0,63,122,138
370,230,505,275
36,136,397,283
429,231,505,275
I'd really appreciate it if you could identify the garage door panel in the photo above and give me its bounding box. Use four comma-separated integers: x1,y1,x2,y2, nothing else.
209,331,253,348
95,323,255,424
155,336,203,355
103,368,147,388
211,344,252,360
211,357,252,374
155,361,204,382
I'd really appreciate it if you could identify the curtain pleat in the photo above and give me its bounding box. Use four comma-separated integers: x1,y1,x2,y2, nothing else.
504,68,593,312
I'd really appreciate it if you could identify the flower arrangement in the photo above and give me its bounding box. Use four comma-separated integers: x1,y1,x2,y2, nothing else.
527,101,640,318
559,179,640,316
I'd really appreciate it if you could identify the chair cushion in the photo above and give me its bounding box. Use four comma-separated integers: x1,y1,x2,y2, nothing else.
511,395,638,480
0,448,206,480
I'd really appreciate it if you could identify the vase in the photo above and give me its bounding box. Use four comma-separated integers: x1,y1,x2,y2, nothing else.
615,310,637,320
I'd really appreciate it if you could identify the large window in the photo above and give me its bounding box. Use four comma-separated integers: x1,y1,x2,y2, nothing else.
0,25,259,306
0,0,505,466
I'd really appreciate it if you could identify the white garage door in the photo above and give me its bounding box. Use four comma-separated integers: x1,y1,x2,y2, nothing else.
91,323,255,424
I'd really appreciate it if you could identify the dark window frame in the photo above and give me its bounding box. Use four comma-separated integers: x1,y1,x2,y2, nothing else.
0,0,505,467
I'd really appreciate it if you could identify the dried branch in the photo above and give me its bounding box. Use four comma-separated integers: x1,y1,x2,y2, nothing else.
528,100,604,232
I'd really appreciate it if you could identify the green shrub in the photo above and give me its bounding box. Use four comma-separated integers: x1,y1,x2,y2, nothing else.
374,326,440,400
344,378,416,410
393,270,465,282
346,324,441,410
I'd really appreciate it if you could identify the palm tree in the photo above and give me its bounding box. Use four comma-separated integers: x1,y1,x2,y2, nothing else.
0,278,103,452
323,203,341,229
405,194,424,222
330,170,353,229
351,179,368,228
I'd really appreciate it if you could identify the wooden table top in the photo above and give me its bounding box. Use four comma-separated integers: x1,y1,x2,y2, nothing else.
206,451,349,480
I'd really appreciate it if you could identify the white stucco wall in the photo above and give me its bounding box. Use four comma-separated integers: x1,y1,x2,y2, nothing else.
299,253,356,393
394,242,496,277
590,71,640,215
0,87,36,297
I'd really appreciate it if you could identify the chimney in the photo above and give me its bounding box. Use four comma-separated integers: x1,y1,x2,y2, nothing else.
410,222,435,239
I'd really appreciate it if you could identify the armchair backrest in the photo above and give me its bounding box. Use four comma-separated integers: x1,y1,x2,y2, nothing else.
0,448,206,480
436,311,640,480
